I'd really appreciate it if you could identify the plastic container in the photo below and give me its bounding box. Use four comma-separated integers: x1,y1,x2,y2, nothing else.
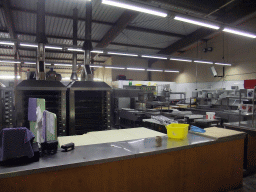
206,112,215,120
166,124,189,139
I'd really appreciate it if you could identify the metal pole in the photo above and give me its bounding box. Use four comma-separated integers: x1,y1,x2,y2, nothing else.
81,1,93,81
36,0,47,80
71,8,78,81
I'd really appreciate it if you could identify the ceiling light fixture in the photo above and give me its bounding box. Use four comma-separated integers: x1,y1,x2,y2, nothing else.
45,45,63,50
164,70,180,73
215,62,232,66
147,69,163,72
67,48,84,52
19,43,38,48
174,16,220,30
0,75,21,79
54,64,73,67
102,0,167,17
94,78,102,81
141,55,167,60
0,60,21,64
127,68,145,71
170,58,192,62
45,63,51,66
105,66,126,70
194,60,213,64
24,62,36,65
223,28,256,38
107,52,138,57
91,50,104,53
90,65,103,68
0,41,15,46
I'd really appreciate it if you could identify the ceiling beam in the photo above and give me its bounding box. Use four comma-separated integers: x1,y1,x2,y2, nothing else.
95,10,139,48
126,26,185,38
5,6,184,39
158,28,215,55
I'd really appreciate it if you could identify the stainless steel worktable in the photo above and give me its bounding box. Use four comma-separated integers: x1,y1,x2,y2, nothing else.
224,121,256,133
0,130,246,192
0,133,224,179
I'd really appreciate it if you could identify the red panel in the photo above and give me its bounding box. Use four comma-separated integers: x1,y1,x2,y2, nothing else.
244,79,256,89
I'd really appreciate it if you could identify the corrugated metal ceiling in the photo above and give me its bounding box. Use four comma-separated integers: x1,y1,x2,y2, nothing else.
12,11,36,34
0,32,10,39
130,14,200,36
113,29,180,49
0,48,14,56
19,50,36,57
17,34,36,42
78,22,112,41
10,0,125,23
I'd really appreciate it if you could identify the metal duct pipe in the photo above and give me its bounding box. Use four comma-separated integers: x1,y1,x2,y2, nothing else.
36,0,48,80
71,8,78,81
81,1,93,81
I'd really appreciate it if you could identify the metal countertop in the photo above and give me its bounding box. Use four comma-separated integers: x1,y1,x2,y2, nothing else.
224,121,256,132
0,132,245,179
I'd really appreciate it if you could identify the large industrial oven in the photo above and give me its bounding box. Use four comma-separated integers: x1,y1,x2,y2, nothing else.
0,87,15,130
15,80,67,136
68,81,111,135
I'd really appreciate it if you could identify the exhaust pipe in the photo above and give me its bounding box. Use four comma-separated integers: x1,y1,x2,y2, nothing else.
81,1,93,81
71,8,78,81
36,0,48,80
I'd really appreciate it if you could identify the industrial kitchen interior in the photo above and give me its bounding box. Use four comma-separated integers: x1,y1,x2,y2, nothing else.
0,0,256,191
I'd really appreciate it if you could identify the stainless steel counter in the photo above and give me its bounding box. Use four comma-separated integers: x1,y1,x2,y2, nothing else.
0,132,245,179
224,121,256,132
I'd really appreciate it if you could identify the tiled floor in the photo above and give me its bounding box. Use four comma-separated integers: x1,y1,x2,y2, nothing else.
229,173,256,192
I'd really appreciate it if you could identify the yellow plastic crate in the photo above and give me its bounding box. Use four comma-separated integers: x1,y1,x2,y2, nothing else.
166,123,189,140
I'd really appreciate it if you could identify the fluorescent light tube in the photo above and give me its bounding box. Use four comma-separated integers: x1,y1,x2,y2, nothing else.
45,63,51,66
0,75,20,79
174,16,220,30
24,62,36,65
67,48,84,52
54,64,72,67
170,58,192,62
194,60,213,64
62,77,71,80
102,0,167,17
108,52,138,57
45,45,63,50
127,68,145,71
90,65,103,68
147,69,163,72
164,70,179,73
91,50,104,53
105,66,125,69
223,28,256,38
215,63,232,66
0,60,21,64
0,41,15,46
141,55,167,60
20,43,38,48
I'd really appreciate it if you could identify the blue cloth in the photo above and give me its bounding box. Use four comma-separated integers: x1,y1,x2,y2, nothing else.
28,98,37,121
0,127,35,161
190,126,206,133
